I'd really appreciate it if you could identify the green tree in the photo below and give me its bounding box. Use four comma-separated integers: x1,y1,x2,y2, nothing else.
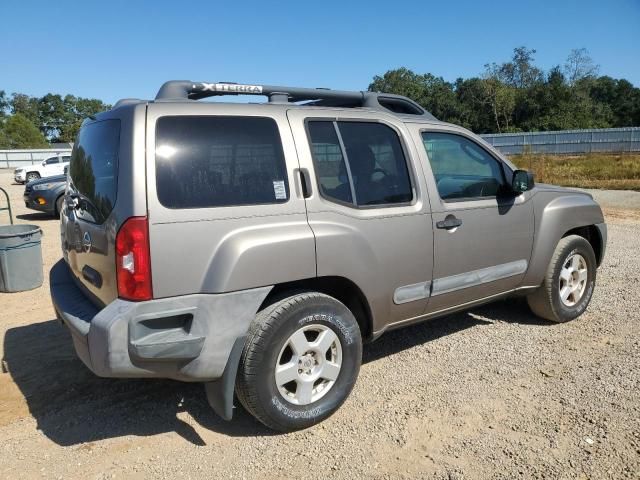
10,93,40,125
497,47,544,89
38,93,66,139
368,68,462,123
564,48,599,85
368,46,639,133
7,92,109,142
0,113,49,148
0,90,9,117
480,64,516,133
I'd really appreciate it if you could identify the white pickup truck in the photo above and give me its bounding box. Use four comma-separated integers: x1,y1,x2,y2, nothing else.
14,153,71,184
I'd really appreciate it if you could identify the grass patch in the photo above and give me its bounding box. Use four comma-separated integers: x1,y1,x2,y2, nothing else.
510,153,640,191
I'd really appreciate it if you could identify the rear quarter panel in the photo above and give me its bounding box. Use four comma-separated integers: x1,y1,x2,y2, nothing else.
145,103,316,297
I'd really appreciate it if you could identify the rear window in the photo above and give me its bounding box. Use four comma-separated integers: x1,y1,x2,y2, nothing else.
69,119,120,224
155,116,289,209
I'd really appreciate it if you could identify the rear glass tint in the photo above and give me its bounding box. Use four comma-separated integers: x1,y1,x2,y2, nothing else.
155,116,289,209
69,119,120,224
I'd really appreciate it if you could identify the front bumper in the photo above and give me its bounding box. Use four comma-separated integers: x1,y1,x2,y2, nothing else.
14,171,26,183
595,222,607,266
49,259,271,381
24,192,55,214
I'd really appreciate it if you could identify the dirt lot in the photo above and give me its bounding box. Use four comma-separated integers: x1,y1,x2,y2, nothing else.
0,170,638,480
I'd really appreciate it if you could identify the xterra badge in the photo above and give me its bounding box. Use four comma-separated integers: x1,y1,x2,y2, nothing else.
197,83,263,94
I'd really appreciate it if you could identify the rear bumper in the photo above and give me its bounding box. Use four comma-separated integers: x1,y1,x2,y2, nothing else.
49,259,271,381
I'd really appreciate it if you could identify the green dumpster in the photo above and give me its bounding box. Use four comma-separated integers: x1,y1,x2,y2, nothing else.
0,224,43,292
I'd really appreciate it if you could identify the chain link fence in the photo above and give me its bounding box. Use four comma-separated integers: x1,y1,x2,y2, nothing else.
480,127,640,155
0,149,73,169
2,127,639,169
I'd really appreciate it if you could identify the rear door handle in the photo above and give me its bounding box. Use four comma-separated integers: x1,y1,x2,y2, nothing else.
298,168,312,198
436,215,462,230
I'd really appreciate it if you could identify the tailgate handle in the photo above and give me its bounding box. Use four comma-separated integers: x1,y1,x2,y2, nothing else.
82,265,103,288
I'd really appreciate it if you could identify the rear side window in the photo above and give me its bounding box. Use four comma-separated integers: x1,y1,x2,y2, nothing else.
307,122,352,204
307,121,413,207
69,119,120,224
155,116,289,209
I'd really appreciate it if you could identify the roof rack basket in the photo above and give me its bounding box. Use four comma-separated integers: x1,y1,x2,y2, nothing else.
155,80,436,119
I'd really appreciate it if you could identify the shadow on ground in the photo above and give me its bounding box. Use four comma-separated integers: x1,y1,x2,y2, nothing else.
2,297,549,446
16,212,56,221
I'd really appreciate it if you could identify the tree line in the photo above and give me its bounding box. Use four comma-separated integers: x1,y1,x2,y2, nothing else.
369,47,640,133
0,91,109,148
1,47,638,149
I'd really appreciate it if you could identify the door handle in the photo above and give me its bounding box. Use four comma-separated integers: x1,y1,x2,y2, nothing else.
436,215,462,230
298,168,312,198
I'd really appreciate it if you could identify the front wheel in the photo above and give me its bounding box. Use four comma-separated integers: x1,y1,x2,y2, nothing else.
527,235,597,322
236,292,362,431
26,172,40,182
55,195,64,218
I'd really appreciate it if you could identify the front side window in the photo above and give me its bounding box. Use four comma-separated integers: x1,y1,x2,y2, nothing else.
307,121,413,207
422,132,506,201
45,157,59,165
69,119,120,224
155,116,289,209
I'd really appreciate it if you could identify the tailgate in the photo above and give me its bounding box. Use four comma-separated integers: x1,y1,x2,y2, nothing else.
61,118,121,306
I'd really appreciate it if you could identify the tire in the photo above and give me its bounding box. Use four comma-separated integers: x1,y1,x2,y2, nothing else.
26,172,40,182
236,292,362,431
55,195,64,218
527,234,597,322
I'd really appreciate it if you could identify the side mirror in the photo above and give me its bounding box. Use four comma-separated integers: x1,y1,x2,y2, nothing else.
512,169,535,194
42,161,46,166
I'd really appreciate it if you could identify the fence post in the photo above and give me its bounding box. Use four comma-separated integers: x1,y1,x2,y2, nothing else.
590,130,594,154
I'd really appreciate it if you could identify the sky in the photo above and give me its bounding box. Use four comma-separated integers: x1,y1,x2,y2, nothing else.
1,0,639,105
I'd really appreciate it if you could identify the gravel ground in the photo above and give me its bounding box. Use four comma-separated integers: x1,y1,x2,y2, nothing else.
580,188,640,210
0,170,638,480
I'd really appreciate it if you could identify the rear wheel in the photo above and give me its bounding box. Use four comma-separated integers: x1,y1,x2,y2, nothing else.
236,292,362,431
26,172,40,182
527,235,597,322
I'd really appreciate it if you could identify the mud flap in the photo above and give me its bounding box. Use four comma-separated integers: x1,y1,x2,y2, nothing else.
204,335,246,421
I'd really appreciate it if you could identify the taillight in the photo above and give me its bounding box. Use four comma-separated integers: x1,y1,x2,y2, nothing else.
116,216,152,301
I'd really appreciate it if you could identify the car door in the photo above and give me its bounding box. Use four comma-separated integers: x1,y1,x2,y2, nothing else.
287,109,434,335
59,155,71,175
409,125,535,314
42,156,60,177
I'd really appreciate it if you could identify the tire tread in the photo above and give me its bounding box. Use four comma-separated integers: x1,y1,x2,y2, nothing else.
527,234,595,322
236,292,338,431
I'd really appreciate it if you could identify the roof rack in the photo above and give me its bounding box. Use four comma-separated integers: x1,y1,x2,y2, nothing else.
154,80,436,119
